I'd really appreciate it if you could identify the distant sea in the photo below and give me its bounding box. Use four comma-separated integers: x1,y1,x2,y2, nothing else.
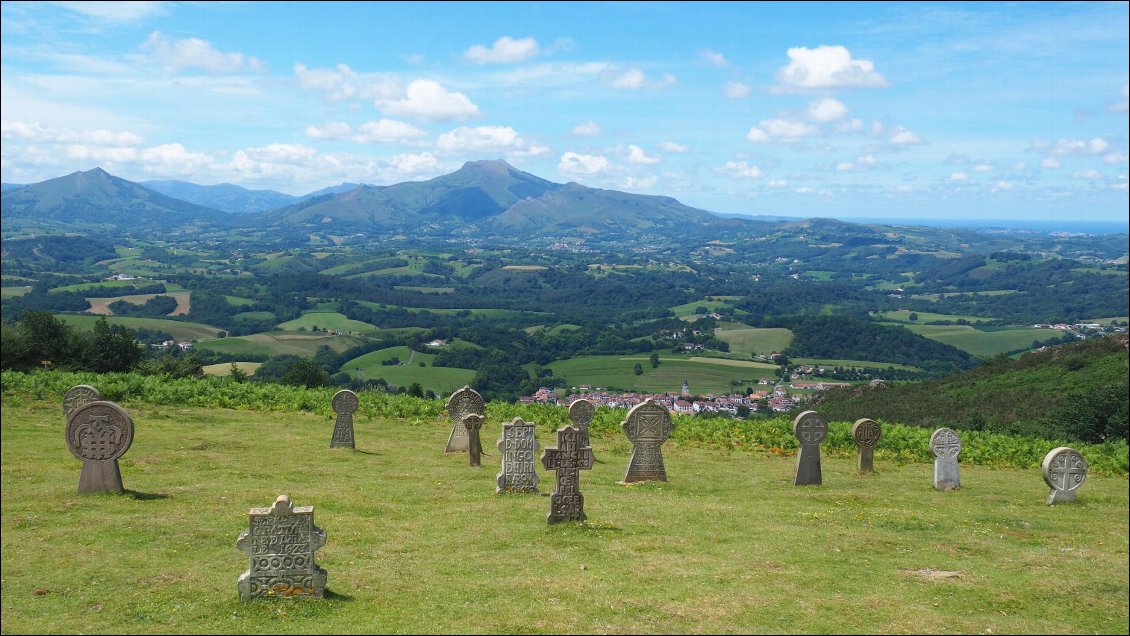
833,217,1128,236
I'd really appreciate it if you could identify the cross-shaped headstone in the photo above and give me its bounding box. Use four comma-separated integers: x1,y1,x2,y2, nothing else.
236,495,327,601
463,413,485,467
792,410,827,486
329,389,358,449
496,417,540,494
568,398,596,448
540,425,595,524
851,418,882,474
1041,446,1088,505
63,384,101,420
65,400,134,494
620,399,674,483
930,427,962,490
444,386,485,453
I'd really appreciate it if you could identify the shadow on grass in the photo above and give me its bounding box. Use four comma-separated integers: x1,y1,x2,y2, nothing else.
545,520,623,534
123,489,170,501
322,589,354,602
352,449,379,456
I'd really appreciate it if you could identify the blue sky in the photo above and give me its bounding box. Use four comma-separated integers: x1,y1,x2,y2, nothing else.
1,1,1127,224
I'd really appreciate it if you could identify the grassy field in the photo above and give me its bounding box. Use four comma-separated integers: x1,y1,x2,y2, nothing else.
909,290,1018,302
195,332,367,358
790,358,926,372
86,291,192,316
47,278,165,294
714,326,795,356
1,399,1126,634
548,355,778,393
56,314,223,341
891,324,1059,358
338,346,474,394
354,300,538,319
0,285,32,298
275,312,379,334
877,309,993,324
202,362,263,377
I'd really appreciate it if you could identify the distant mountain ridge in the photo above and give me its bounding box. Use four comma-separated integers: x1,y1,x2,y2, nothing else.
140,180,298,214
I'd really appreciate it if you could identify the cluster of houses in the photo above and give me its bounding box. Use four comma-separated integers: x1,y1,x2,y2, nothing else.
520,382,817,417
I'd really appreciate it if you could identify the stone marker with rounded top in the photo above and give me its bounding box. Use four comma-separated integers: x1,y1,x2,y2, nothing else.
620,398,675,483
329,389,358,449
444,386,485,453
65,400,134,494
851,418,882,474
930,427,962,490
541,425,595,524
568,398,596,449
792,411,827,486
463,413,485,467
496,417,540,494
63,384,102,419
236,495,327,601
1041,446,1088,505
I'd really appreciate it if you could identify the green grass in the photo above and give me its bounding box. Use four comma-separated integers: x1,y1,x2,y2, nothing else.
393,286,455,294
55,314,223,341
891,324,1059,358
790,358,925,372
225,295,255,307
877,309,993,324
48,278,163,294
714,326,794,356
548,355,778,393
0,286,32,298
354,300,537,319
276,312,379,334
202,362,262,376
1,395,1126,634
195,332,366,358
339,347,474,394
910,290,1018,302
671,299,733,318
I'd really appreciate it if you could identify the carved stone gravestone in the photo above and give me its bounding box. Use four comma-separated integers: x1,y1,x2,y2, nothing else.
568,398,596,449
463,413,485,467
540,425,596,524
63,384,102,419
930,427,962,490
236,495,327,601
496,417,540,494
792,411,827,486
444,386,485,453
851,418,882,474
65,400,134,494
1041,447,1088,505
619,399,675,483
329,389,358,449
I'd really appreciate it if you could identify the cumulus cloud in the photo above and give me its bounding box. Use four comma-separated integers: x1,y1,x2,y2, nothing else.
610,68,646,90
437,126,530,153
464,36,540,64
806,98,848,122
973,163,993,172
888,127,922,146
377,79,481,122
294,63,402,102
1071,170,1103,180
1104,150,1128,165
139,143,212,175
721,161,763,179
53,1,168,22
835,154,877,172
948,171,969,182
773,45,887,91
991,181,1014,192
571,121,603,137
699,50,728,66
1,120,145,146
747,118,817,143
622,176,658,190
724,81,751,99
1110,84,1129,113
305,119,427,145
387,152,440,175
627,145,661,165
558,152,609,175
660,141,689,153
1041,157,1061,169
142,32,265,73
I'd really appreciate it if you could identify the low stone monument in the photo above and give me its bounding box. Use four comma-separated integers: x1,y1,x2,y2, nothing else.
851,418,882,474
619,399,674,483
930,427,962,490
540,425,595,524
792,411,827,486
329,389,358,449
463,413,485,467
496,417,540,494
63,384,102,419
1041,447,1088,505
444,386,485,453
65,400,134,494
236,495,327,601
568,398,596,448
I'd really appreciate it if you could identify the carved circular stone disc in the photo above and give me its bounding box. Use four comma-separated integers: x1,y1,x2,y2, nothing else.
65,401,135,462
1041,446,1088,492
63,384,102,418
569,399,595,425
331,389,359,414
792,411,827,445
929,427,962,459
851,418,882,448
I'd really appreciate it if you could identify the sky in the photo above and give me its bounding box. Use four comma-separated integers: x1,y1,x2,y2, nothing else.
1,1,1127,225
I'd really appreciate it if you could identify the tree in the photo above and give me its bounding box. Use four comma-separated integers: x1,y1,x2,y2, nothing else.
229,362,248,383
80,318,142,373
634,362,644,375
909,312,919,321
407,382,425,398
282,357,329,388
650,352,660,368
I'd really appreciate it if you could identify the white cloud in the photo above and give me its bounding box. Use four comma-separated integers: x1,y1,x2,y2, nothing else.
836,154,877,172
888,127,922,145
1071,170,1103,180
304,121,354,140
991,181,1014,192
699,50,728,67
1,120,144,146
139,143,212,175
1104,151,1129,165
1037,137,1113,157
142,32,265,73
377,79,481,122
724,81,751,99
388,152,439,175
571,121,603,137
64,144,137,163
835,118,864,134
767,179,788,188
623,176,658,190
973,163,993,172
773,45,888,91
627,145,661,165
610,68,646,90
52,1,168,22
660,141,689,153
437,126,527,152
722,161,763,179
304,120,427,145
747,128,770,143
558,152,609,175
1041,157,1062,169
748,118,818,143
293,63,402,102
1110,84,1129,113
464,36,540,64
806,98,848,122
948,171,969,182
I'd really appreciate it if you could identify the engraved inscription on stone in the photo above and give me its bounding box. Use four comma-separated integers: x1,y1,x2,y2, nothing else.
1041,447,1088,505
444,386,485,453
620,399,674,483
496,417,540,494
792,410,827,486
851,418,882,474
463,413,485,467
330,389,358,449
236,495,327,601
63,384,102,419
540,425,595,524
568,398,596,449
930,427,962,490
65,400,134,494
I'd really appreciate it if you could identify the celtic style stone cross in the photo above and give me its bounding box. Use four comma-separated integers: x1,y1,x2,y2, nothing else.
540,425,595,524
329,389,358,449
851,418,882,474
620,399,675,483
568,398,596,448
65,400,134,494
792,411,827,486
63,384,102,419
930,427,962,490
1041,447,1088,505
463,413,485,467
444,386,485,453
496,417,540,494
236,495,327,601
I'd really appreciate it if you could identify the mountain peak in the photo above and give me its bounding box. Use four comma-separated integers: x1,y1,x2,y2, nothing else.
458,159,515,174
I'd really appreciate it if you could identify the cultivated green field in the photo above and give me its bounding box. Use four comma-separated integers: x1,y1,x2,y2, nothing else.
548,355,778,393
202,362,263,377
354,300,538,319
790,358,925,372
339,347,473,393
276,311,379,334
892,324,1059,358
877,309,993,324
55,314,223,341
195,332,366,358
86,291,191,316
49,278,165,294
714,326,795,356
0,286,32,298
909,290,1018,302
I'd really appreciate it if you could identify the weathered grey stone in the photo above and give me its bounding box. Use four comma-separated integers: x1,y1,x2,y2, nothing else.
444,386,485,453
463,413,485,467
65,400,134,494
851,418,882,474
541,425,595,524
496,417,540,494
619,399,674,483
329,389,358,449
568,398,596,448
1041,447,1088,505
236,495,327,601
930,427,962,490
63,384,102,419
792,411,827,486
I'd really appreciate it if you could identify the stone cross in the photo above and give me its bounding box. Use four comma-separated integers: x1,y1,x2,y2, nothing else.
792,411,827,486
540,425,596,524
444,386,485,453
463,413,485,467
930,428,962,490
1041,447,1088,505
496,417,540,494
619,399,675,483
236,495,327,601
65,400,134,494
63,384,102,420
568,398,596,448
851,418,882,474
329,389,358,449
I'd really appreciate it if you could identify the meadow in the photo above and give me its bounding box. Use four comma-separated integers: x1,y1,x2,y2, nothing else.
550,355,791,394
195,332,366,358
338,346,475,395
892,324,1060,358
56,315,223,342
275,311,380,334
713,326,795,357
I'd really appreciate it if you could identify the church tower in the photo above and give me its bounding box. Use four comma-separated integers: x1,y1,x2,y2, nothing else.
681,379,690,396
